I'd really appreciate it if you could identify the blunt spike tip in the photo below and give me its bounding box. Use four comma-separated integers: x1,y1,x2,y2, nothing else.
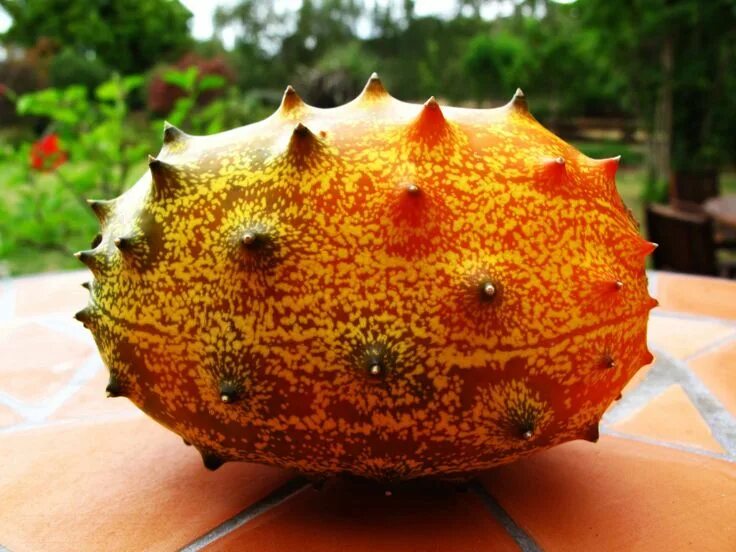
219,381,242,403
540,156,567,186
583,423,600,443
405,182,421,196
543,156,566,171
201,452,225,471
105,376,123,398
482,281,496,299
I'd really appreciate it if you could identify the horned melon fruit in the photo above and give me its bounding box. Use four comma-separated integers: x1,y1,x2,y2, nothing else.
75,74,657,480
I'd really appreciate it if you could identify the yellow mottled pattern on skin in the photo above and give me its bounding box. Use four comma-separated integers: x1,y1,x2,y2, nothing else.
74,75,656,480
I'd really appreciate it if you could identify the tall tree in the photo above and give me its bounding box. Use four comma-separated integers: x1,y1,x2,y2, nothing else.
578,0,736,188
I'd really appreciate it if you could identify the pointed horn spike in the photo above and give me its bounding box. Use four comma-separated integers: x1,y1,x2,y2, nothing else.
148,155,179,174
597,155,621,180
507,87,528,113
540,156,567,184
292,122,313,138
287,122,320,160
86,199,114,224
148,156,181,198
74,249,105,273
162,121,189,145
279,84,305,115
358,72,389,101
73,307,93,327
424,96,440,109
639,240,658,256
409,96,447,143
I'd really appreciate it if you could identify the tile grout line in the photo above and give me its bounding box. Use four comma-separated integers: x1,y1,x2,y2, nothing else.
604,346,736,460
0,354,103,423
683,330,736,362
603,356,676,424
179,477,310,551
600,427,732,462
470,481,542,552
651,346,736,458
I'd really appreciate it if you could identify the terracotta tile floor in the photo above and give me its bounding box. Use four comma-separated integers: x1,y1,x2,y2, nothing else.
1,270,734,551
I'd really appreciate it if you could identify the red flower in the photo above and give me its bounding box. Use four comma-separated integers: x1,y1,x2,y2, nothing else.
29,133,67,171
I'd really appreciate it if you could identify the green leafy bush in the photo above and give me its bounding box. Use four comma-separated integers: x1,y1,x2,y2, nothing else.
0,68,274,274
0,74,154,274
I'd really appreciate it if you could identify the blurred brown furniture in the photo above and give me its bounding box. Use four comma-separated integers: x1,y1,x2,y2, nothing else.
669,169,719,204
646,203,718,275
670,197,736,250
703,195,736,229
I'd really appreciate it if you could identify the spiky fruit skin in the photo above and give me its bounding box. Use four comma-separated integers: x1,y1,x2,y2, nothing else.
76,76,656,480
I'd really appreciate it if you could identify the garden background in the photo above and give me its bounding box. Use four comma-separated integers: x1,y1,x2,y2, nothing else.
1,0,735,275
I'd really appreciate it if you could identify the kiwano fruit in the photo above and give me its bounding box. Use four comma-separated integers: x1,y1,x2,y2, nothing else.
75,74,657,480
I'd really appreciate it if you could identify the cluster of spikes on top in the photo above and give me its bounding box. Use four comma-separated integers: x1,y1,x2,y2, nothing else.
74,72,657,481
